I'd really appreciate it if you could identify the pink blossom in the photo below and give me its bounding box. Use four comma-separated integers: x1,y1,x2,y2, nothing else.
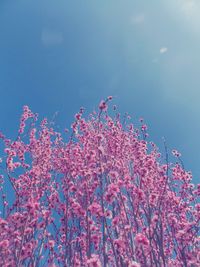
99,100,107,111
87,254,101,267
128,261,141,267
134,233,149,246
0,102,199,266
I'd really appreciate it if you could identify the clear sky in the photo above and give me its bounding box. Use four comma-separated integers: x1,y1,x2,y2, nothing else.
0,0,200,183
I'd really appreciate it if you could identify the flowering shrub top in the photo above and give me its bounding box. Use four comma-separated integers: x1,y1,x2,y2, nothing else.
0,98,199,267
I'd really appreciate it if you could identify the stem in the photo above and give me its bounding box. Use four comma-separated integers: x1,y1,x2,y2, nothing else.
16,214,29,267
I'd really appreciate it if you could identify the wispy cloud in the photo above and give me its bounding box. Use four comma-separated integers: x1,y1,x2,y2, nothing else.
160,47,168,54
41,29,63,46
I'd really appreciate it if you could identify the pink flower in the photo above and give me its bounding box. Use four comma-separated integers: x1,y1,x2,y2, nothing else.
75,113,81,120
88,203,102,216
48,240,55,248
141,124,147,131
134,233,149,246
172,149,181,157
0,240,9,249
105,210,112,219
99,100,107,111
128,261,141,267
87,254,101,267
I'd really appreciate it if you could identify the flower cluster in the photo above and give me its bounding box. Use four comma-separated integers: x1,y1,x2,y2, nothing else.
0,99,199,266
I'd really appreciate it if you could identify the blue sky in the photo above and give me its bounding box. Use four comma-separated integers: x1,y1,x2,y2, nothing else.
0,0,200,183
